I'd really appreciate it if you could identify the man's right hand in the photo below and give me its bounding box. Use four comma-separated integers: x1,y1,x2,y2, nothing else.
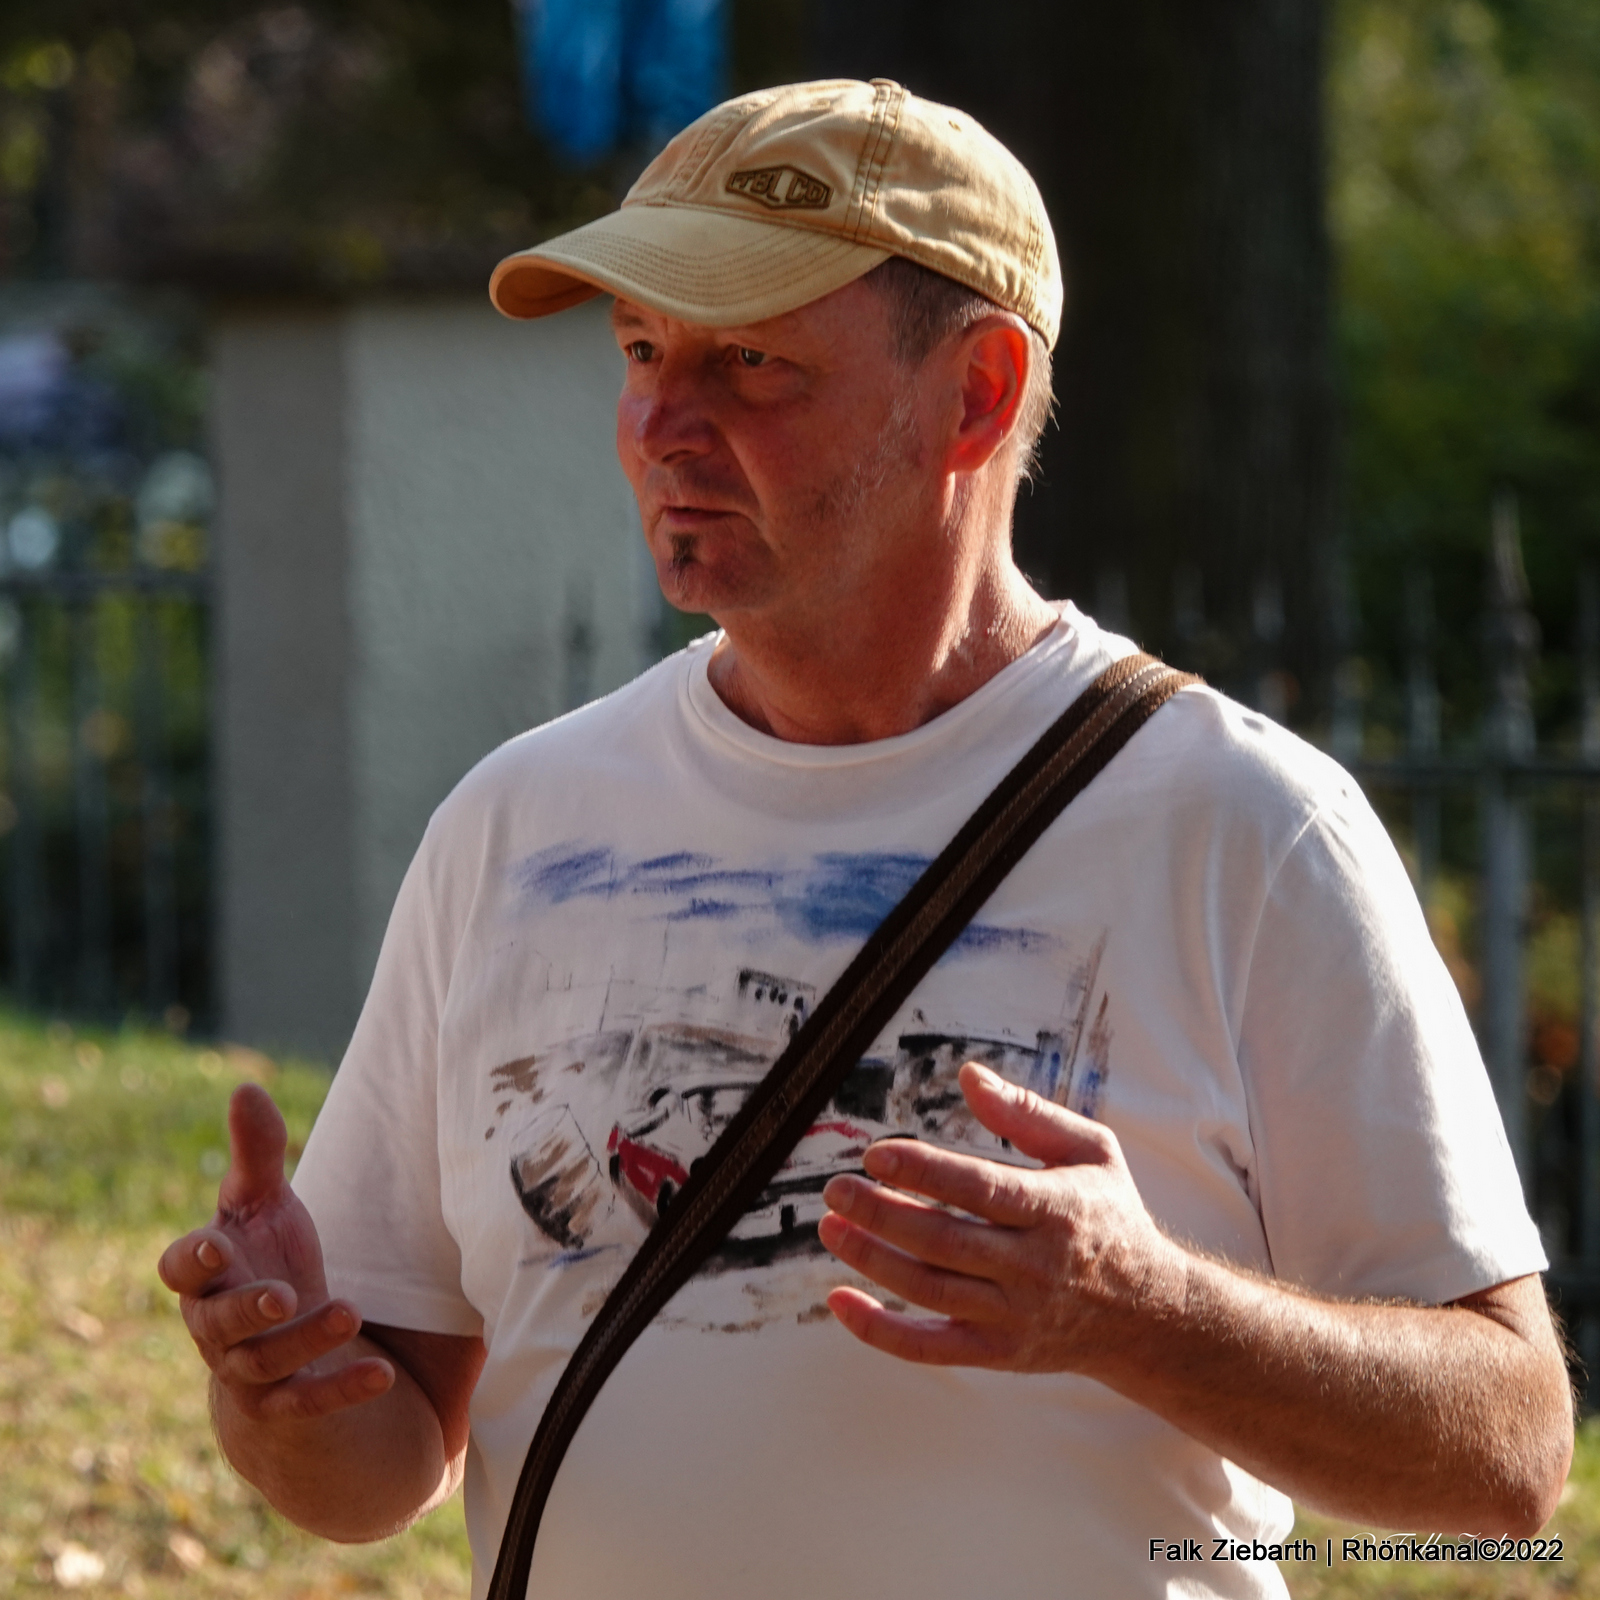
158,1082,395,1423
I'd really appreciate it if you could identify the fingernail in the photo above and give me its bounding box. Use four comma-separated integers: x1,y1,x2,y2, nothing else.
362,1364,390,1394
257,1291,284,1321
196,1241,222,1270
326,1306,355,1336
971,1064,1014,1098
866,1142,902,1178
824,1176,856,1215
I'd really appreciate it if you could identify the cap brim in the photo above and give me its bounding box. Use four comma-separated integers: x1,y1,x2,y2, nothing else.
489,204,890,327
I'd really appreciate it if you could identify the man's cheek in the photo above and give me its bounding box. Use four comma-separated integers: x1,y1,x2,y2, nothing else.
615,396,650,481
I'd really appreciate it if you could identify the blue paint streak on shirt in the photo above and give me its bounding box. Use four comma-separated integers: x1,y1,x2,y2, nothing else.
516,844,616,903
514,843,1048,954
551,1244,611,1269
772,852,926,942
663,898,747,922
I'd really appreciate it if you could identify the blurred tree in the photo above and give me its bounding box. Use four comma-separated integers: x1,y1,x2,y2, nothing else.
1331,0,1600,735
0,1,803,293
811,0,1337,705
0,1,613,291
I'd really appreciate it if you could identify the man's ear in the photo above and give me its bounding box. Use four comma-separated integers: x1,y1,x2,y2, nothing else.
948,317,1029,474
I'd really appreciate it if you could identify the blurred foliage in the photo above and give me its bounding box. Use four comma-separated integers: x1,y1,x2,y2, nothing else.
0,0,613,289
1331,0,1600,738
0,1,802,292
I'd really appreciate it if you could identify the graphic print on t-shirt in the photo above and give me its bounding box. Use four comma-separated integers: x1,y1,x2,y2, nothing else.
481,841,1113,1330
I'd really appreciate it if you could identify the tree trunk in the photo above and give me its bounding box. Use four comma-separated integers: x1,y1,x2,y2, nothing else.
810,0,1336,707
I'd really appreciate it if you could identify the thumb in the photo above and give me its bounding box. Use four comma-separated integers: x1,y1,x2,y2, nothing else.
959,1061,1114,1168
218,1082,290,1211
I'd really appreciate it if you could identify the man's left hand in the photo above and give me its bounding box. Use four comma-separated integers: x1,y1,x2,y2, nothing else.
820,1060,1573,1536
819,1060,1181,1372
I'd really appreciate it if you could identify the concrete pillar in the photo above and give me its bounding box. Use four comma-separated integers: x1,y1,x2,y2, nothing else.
212,296,656,1060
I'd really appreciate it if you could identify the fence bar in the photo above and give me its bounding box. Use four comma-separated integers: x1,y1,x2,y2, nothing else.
1480,494,1538,1185
1328,545,1363,764
1579,568,1600,1369
1251,571,1287,722
0,570,208,601
136,597,177,1014
7,598,41,1003
1405,567,1441,904
1095,567,1131,638
70,597,111,1015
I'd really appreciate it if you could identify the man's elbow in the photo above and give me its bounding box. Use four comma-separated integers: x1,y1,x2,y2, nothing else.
1481,1370,1575,1537
1486,1456,1569,1539
1511,1424,1574,1537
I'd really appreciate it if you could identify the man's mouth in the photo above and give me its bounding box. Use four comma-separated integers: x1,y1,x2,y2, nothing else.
658,503,730,525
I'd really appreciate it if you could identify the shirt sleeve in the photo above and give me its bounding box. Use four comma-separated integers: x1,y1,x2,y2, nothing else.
1237,780,1546,1306
292,819,484,1338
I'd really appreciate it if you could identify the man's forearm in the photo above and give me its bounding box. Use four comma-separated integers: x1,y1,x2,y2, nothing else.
1096,1261,1572,1535
822,1069,1574,1533
210,1332,458,1542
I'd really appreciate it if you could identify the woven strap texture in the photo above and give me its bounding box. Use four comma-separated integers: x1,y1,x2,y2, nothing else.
487,652,1198,1600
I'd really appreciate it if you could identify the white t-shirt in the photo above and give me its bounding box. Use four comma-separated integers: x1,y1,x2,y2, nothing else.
295,604,1544,1600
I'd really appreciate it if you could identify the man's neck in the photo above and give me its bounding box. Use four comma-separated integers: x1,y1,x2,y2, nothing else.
705,559,1059,745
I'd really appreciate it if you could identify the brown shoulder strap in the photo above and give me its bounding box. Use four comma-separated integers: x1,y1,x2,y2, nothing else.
487,652,1199,1599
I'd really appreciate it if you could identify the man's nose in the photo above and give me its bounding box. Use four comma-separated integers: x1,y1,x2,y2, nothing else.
630,362,718,466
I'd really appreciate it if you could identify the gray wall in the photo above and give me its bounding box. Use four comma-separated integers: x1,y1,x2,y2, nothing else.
213,296,658,1060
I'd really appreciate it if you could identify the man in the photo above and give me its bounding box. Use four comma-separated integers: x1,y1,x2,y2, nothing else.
160,79,1571,1598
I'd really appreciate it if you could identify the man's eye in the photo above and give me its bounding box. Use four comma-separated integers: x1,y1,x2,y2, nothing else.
626,340,655,362
736,347,767,368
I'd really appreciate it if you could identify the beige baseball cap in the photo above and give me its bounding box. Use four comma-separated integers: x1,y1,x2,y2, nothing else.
489,78,1063,349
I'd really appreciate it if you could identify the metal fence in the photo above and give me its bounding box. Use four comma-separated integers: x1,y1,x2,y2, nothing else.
1129,498,1600,1373
0,568,210,1027
0,290,214,1030
1330,510,1600,1366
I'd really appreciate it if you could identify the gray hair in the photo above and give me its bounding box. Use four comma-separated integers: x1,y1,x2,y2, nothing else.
863,256,1055,484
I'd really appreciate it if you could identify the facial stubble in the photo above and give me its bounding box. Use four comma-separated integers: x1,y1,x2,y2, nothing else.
658,384,924,604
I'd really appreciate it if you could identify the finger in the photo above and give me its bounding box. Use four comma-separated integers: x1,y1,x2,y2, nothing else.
159,1229,234,1296
215,1302,365,1387
861,1138,1041,1228
825,1286,1002,1367
823,1173,1013,1276
236,1358,396,1425
218,1083,290,1215
958,1062,1115,1167
181,1279,303,1355
818,1211,1007,1322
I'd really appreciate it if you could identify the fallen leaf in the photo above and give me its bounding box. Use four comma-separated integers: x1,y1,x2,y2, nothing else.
223,1044,277,1083
58,1306,104,1343
167,1531,206,1572
52,1543,105,1587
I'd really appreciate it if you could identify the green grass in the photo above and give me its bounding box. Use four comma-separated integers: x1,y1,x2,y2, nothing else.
0,1013,469,1597
2,1009,1598,1596
1287,1503,1597,1598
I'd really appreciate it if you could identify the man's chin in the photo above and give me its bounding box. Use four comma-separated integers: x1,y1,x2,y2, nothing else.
654,556,767,621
